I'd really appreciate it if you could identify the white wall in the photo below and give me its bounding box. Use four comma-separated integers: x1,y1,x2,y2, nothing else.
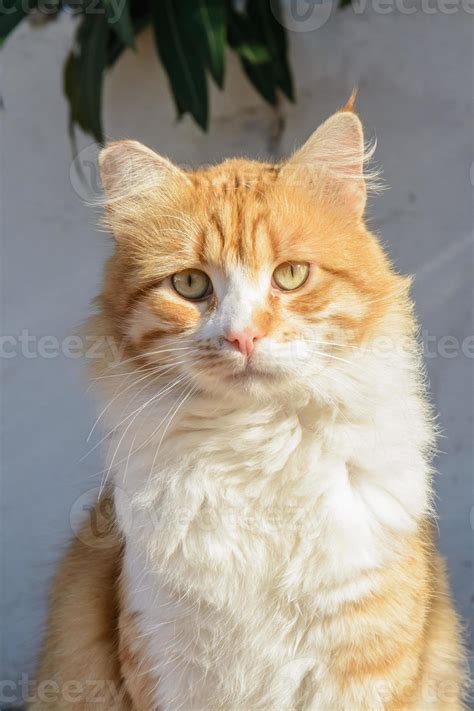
2,3,472,697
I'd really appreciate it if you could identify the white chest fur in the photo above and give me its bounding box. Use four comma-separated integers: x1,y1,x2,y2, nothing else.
105,385,430,710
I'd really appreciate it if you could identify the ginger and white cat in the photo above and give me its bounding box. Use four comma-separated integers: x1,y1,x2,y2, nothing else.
32,103,466,709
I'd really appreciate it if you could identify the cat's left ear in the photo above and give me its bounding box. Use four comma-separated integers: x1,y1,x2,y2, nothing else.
284,97,369,218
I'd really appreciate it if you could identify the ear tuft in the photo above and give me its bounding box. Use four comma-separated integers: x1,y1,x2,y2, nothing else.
340,88,358,114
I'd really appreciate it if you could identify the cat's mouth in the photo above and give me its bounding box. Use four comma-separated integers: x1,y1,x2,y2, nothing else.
223,360,279,383
190,349,289,395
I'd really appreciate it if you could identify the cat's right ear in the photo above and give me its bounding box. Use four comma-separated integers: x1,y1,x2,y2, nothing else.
98,141,191,241
99,140,190,198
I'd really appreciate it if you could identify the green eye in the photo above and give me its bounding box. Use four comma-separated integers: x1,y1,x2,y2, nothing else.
273,262,310,291
172,269,212,301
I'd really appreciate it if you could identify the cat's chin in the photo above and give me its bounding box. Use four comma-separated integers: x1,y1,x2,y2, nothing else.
224,366,279,384
189,362,308,404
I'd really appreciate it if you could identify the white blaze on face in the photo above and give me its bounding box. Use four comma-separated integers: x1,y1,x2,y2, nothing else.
200,265,271,341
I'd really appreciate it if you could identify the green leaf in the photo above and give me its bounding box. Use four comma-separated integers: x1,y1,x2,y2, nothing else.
152,0,209,130
100,0,135,49
78,13,108,142
0,0,31,44
63,52,87,160
240,57,276,105
63,52,88,137
227,1,277,106
184,0,226,88
64,13,109,143
256,0,295,101
236,41,271,65
106,8,150,66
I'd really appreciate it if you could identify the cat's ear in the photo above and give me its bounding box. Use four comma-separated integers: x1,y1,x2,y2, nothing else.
99,140,190,200
283,98,372,218
98,141,191,243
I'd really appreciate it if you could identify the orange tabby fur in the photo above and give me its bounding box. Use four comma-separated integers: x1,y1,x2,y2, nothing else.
32,505,465,709
31,104,466,709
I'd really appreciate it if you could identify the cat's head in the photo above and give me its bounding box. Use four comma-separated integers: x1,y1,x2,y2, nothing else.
97,105,409,405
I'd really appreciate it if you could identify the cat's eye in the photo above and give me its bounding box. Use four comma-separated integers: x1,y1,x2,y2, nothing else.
272,262,310,291
172,269,213,301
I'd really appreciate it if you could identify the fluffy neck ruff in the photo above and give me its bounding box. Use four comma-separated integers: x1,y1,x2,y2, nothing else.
100,333,433,593
92,329,435,708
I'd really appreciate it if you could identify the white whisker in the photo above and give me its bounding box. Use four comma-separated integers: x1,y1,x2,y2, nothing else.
86,354,198,443
105,343,196,371
99,374,192,494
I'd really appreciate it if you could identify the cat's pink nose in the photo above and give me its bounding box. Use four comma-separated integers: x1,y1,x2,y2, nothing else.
225,327,262,357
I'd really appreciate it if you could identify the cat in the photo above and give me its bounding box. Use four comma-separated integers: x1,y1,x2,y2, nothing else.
32,101,466,710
